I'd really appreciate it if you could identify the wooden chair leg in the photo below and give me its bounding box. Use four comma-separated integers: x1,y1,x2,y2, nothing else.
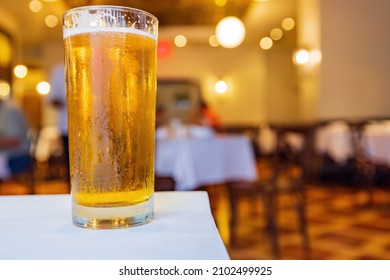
227,183,239,247
295,190,310,259
263,192,280,259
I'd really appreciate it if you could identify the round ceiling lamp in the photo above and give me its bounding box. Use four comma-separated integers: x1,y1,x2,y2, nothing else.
215,16,246,48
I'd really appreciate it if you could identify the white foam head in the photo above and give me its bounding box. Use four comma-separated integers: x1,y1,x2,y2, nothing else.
63,6,158,40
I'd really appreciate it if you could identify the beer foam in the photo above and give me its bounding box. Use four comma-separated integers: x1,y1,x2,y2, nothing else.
64,26,157,40
63,7,157,40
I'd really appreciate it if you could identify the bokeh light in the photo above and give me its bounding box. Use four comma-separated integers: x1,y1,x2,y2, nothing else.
174,35,187,48
209,35,219,47
36,81,51,95
270,28,283,41
215,80,228,94
29,0,42,13
0,81,10,98
45,15,59,28
216,17,246,48
14,65,28,78
293,49,310,64
282,18,295,31
259,37,273,50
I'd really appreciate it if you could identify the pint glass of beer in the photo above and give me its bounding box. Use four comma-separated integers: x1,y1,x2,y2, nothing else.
63,6,158,229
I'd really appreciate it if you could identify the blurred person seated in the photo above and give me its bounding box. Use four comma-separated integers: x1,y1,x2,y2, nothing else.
47,63,70,182
0,97,31,180
155,104,166,128
191,99,221,132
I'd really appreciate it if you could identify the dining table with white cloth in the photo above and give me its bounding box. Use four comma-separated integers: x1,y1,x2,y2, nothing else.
361,122,390,166
314,121,354,165
0,191,229,260
0,153,11,179
155,133,258,191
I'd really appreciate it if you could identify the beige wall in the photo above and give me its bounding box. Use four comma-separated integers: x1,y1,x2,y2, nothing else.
265,45,297,123
158,44,268,125
296,0,321,121
319,0,390,119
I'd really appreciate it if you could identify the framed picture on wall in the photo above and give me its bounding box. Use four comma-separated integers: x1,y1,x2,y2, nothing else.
157,79,202,124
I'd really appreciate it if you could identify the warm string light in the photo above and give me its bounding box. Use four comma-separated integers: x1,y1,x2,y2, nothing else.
45,15,59,28
270,28,283,41
282,18,295,31
260,37,273,50
259,17,295,50
29,0,59,28
29,0,42,13
158,17,293,50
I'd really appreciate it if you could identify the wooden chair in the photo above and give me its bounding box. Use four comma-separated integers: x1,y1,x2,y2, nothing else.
7,154,36,194
155,176,175,191
348,121,377,207
228,123,311,259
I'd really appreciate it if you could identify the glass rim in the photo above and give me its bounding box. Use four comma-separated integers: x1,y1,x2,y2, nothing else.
63,5,158,24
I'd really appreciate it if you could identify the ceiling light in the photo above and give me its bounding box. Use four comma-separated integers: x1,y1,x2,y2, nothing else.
282,18,295,31
174,35,187,48
259,37,273,50
215,17,246,48
29,0,42,13
45,15,59,28
14,65,28,78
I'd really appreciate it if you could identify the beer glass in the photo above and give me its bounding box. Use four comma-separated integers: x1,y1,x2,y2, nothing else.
63,6,158,229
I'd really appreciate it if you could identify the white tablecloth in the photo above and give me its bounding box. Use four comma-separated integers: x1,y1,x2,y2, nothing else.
0,192,229,260
314,121,353,164
362,123,390,166
155,135,258,191
0,154,10,179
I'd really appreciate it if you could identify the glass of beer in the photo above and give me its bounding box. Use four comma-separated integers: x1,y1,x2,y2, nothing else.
63,6,158,229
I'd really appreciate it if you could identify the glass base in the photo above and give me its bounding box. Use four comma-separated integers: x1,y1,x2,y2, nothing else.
72,196,154,229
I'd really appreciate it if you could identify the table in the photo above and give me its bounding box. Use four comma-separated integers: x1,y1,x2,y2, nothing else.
314,121,353,165
155,135,258,191
0,154,10,179
0,192,229,260
362,123,390,166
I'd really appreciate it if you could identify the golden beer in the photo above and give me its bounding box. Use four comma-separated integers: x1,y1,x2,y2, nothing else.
63,6,158,229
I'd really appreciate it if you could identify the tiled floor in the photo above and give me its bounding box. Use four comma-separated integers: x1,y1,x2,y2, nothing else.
211,184,390,260
1,176,390,260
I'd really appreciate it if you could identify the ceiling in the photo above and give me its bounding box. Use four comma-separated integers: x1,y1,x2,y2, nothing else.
0,0,296,51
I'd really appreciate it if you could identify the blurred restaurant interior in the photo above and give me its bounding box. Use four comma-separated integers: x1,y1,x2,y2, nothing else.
1,0,390,260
